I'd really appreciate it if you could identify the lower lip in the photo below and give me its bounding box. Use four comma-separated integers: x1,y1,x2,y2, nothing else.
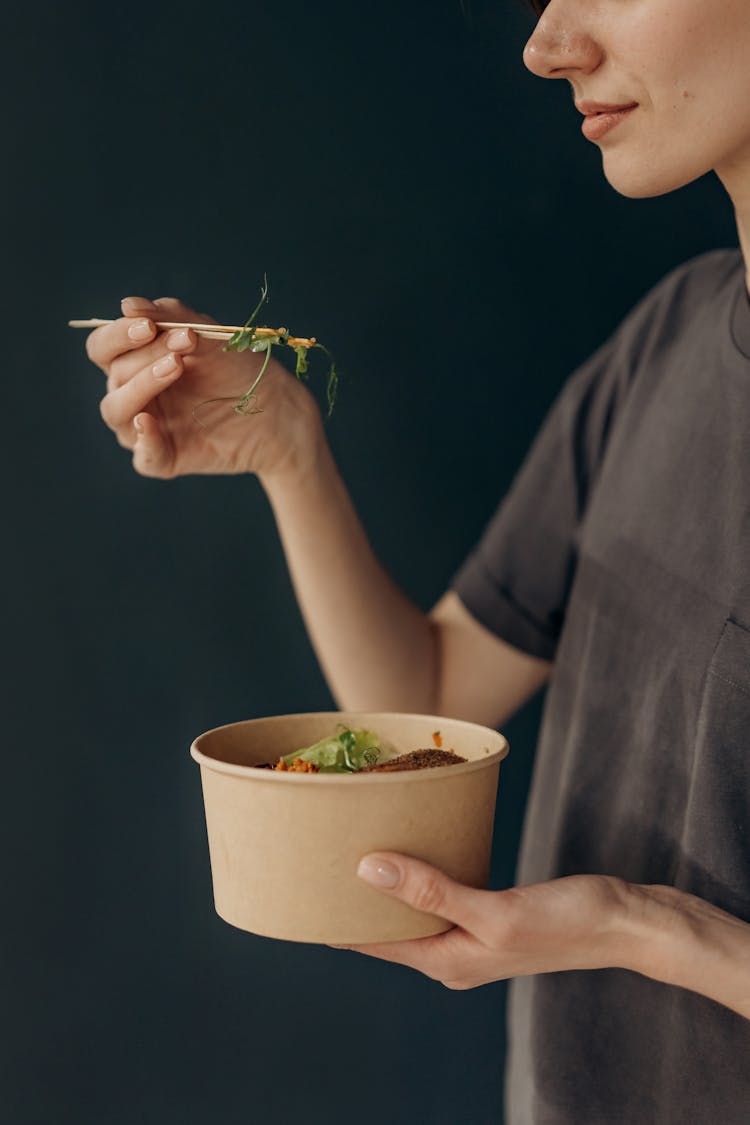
581,105,637,141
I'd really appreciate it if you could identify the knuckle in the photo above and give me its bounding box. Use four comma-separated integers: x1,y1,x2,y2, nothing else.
410,875,448,917
109,364,129,391
99,397,112,427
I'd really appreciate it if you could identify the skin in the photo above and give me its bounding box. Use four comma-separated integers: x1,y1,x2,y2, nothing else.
338,853,750,1019
89,297,321,481
88,1,750,1016
523,0,750,291
339,0,750,1013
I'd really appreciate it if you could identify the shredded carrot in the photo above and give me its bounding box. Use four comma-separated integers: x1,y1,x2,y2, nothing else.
432,731,443,748
273,757,319,773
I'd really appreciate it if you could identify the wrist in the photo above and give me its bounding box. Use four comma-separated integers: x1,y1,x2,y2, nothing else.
257,392,330,497
259,417,348,539
615,882,689,976
617,882,750,1017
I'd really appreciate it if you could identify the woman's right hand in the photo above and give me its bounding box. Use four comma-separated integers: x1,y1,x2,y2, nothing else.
89,295,326,482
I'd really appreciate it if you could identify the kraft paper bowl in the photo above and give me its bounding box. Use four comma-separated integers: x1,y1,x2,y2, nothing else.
190,711,509,944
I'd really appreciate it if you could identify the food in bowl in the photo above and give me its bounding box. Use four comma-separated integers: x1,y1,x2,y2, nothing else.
190,710,508,942
253,723,466,774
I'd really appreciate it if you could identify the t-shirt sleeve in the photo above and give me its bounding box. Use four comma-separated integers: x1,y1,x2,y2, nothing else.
450,321,645,661
450,252,723,660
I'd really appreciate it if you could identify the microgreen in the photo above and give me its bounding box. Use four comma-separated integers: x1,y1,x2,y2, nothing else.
192,277,340,425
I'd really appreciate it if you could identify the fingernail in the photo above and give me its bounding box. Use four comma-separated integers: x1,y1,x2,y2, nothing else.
133,415,144,434
357,857,400,889
166,328,191,351
122,296,155,308
153,353,178,379
128,318,154,342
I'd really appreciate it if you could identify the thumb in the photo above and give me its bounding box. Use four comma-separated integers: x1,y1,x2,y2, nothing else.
121,295,217,326
132,412,175,479
356,852,487,931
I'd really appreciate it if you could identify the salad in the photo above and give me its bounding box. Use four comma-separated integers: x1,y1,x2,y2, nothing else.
255,725,466,774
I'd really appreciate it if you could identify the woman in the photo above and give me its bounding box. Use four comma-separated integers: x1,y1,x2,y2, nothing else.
88,1,750,1121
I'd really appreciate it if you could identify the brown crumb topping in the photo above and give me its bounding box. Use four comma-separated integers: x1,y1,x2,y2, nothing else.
362,748,466,772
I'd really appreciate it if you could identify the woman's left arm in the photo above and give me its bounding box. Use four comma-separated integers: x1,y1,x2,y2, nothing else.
339,853,750,1019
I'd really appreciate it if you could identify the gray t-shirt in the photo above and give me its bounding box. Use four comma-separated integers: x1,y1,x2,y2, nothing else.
452,249,750,1125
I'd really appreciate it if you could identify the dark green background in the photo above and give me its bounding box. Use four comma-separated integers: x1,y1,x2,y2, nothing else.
4,1,737,1122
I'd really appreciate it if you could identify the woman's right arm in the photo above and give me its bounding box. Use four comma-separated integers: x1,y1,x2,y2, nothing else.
262,446,552,725
91,295,552,726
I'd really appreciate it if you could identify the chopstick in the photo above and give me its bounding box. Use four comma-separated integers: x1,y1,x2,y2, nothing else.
68,319,316,347
68,318,274,342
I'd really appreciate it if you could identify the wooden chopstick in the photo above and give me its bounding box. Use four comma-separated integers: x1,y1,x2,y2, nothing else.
68,318,268,342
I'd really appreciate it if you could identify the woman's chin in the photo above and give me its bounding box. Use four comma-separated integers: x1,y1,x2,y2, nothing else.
601,154,710,200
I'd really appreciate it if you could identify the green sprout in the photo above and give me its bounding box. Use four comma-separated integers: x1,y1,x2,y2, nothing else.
192,277,340,424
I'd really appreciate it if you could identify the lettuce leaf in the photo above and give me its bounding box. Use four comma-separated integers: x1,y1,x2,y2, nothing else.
281,726,385,773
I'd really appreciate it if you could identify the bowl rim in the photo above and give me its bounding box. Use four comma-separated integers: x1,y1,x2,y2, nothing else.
189,710,509,785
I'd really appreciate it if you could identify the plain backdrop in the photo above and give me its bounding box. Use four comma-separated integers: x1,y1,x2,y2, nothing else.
2,1,738,1122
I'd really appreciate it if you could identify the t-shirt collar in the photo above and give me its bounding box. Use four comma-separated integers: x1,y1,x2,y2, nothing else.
730,269,750,360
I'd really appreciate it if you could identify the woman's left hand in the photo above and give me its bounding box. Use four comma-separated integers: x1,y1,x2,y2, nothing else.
334,852,641,988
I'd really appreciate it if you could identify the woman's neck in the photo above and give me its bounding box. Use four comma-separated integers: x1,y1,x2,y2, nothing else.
716,160,750,298
734,203,750,298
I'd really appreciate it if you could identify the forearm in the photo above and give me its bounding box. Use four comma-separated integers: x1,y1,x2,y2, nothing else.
622,883,750,1019
260,435,438,713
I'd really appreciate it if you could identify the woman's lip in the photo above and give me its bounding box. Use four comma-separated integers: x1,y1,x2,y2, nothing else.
581,105,637,142
576,100,638,116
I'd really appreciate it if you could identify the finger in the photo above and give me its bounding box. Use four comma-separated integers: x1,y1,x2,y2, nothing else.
334,931,453,972
108,325,198,390
86,294,214,372
335,927,490,992
132,412,175,478
121,295,217,327
100,350,185,432
86,315,158,370
356,852,490,933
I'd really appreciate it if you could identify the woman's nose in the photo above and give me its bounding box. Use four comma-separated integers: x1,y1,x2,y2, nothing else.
523,13,602,79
